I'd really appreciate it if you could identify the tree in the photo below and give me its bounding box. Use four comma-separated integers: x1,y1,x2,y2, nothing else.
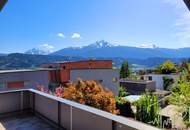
118,86,128,97
120,61,131,78
156,60,177,74
115,97,134,117
62,79,119,114
136,93,160,127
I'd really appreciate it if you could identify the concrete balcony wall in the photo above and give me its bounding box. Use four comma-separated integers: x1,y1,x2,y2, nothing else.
60,103,71,130
0,91,21,114
0,89,161,130
72,107,112,130
35,94,59,123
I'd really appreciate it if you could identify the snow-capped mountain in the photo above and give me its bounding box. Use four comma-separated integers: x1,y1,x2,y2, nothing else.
51,40,190,59
25,44,54,55
86,40,115,48
25,48,51,55
138,44,157,49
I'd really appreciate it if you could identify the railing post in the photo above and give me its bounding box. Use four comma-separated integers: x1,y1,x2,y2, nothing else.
32,92,35,114
70,106,73,130
112,120,116,130
58,101,61,129
20,91,24,111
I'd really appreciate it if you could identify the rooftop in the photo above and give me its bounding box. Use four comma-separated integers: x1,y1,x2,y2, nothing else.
0,68,54,74
53,59,113,64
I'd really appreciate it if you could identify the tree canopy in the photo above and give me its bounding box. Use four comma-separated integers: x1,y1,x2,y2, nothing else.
120,61,131,78
56,79,119,114
156,60,177,74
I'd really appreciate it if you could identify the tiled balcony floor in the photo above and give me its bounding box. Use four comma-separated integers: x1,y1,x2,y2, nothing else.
0,114,57,130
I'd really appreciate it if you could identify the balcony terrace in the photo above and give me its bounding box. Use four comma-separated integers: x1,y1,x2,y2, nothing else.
0,89,161,130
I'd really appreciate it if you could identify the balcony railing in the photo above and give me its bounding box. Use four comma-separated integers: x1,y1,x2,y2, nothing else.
0,89,161,130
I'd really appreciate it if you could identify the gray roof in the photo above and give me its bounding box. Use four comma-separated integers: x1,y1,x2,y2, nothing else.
0,68,54,74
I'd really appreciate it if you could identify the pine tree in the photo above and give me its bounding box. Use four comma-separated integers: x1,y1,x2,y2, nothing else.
120,61,131,78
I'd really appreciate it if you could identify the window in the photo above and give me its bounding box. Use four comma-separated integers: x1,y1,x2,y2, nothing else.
148,76,152,81
0,82,5,88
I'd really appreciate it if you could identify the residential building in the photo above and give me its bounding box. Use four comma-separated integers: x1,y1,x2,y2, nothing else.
143,74,179,90
0,69,51,91
70,69,119,95
42,60,119,95
120,79,156,95
159,105,186,129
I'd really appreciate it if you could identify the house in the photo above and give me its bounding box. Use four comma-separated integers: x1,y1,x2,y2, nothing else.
159,105,186,129
0,68,52,91
143,74,179,90
42,60,119,95
120,79,156,95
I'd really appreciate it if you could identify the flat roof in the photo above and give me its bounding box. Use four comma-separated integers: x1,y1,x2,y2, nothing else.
159,105,179,117
0,0,7,11
53,59,113,64
0,68,55,74
120,79,154,84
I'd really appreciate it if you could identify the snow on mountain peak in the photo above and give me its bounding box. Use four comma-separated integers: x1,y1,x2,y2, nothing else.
25,44,54,55
138,43,157,49
88,40,115,48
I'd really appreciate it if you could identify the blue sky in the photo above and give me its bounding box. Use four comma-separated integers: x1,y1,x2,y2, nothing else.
0,0,190,53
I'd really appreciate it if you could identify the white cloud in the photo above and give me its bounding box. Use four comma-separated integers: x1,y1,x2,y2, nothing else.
39,44,54,53
71,33,81,39
163,0,190,47
57,33,65,38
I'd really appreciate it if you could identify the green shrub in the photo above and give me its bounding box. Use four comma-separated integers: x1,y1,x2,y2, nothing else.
135,94,160,127
115,97,134,117
156,60,177,74
163,76,174,90
118,86,128,97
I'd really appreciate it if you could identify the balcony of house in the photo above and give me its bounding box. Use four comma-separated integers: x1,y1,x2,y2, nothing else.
0,89,161,130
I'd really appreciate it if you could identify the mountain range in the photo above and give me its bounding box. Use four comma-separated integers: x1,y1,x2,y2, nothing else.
0,53,185,70
50,40,190,59
0,40,189,70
